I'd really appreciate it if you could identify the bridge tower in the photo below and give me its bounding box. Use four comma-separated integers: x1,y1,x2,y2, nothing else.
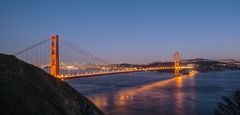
50,35,59,77
174,51,180,76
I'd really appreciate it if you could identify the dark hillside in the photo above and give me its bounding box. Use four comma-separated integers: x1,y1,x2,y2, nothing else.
0,54,104,115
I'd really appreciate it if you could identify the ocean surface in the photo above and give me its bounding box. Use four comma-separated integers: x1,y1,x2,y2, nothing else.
66,71,240,115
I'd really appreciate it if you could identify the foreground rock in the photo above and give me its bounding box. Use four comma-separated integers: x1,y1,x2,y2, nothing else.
0,54,105,115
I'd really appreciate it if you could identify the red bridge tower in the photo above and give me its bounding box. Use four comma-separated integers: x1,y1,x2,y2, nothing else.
174,51,180,76
50,35,59,77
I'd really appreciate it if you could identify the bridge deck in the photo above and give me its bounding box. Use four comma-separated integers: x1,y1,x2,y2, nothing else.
57,66,193,80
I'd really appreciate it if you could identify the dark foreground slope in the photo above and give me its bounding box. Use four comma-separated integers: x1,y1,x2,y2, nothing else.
0,54,104,115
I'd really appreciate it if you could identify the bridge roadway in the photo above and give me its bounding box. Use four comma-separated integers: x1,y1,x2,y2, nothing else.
57,66,193,80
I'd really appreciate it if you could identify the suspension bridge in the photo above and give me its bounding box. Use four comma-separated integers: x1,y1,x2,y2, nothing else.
14,35,193,79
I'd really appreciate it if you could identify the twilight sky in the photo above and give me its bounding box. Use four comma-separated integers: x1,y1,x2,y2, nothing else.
0,0,240,64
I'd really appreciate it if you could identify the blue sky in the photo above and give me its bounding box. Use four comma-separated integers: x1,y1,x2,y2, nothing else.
0,0,240,64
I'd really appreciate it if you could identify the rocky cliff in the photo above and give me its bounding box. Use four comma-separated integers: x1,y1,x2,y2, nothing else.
0,54,104,115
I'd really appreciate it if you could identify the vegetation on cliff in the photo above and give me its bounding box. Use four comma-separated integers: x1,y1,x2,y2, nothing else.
215,90,240,115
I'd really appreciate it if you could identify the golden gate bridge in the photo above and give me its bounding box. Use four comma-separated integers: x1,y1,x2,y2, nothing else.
14,35,193,79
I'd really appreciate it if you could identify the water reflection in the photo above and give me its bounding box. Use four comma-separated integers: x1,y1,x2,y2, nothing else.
89,73,197,115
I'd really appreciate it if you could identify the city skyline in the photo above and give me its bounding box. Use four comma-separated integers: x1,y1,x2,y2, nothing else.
1,0,240,64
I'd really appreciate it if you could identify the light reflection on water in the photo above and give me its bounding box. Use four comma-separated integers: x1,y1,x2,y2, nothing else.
67,71,240,115
88,74,198,115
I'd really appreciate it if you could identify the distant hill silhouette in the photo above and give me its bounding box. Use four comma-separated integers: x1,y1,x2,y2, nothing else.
0,54,104,115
